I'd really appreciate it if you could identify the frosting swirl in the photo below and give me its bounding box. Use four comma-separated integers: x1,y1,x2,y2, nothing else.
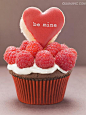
7,63,68,75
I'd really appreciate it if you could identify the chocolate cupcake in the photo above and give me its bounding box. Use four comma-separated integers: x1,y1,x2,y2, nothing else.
8,64,72,105
4,7,77,105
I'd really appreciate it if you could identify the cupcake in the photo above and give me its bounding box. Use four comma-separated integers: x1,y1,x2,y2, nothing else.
4,7,77,105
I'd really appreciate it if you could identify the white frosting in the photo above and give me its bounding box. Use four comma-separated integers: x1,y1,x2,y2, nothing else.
7,63,68,75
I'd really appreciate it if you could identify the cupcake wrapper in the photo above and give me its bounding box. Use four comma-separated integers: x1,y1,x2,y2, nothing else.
12,75,70,105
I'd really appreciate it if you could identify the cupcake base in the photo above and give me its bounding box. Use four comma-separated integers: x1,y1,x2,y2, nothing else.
12,75,70,105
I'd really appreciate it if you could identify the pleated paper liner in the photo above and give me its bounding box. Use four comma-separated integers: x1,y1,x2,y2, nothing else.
12,75,70,105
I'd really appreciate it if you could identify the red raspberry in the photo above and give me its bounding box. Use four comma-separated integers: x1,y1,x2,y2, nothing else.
16,47,21,53
16,50,34,69
70,48,77,56
26,41,43,57
36,50,55,69
55,48,77,71
20,40,29,50
61,44,68,50
4,51,17,64
5,46,21,53
45,42,61,57
5,46,17,53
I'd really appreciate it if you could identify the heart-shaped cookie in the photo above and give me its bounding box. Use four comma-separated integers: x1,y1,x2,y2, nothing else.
20,7,65,47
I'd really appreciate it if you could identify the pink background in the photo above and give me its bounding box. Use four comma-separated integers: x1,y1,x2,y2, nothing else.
0,1,86,114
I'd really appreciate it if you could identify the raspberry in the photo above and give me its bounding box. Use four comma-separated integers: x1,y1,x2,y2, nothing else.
55,48,77,71
5,46,21,53
5,46,17,53
45,42,61,57
16,50,34,68
16,47,21,53
20,40,29,50
4,46,21,64
26,41,43,57
36,50,55,69
61,44,68,50
4,51,17,64
70,48,77,56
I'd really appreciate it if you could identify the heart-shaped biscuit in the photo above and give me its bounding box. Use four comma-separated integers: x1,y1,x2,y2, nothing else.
20,7,65,47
